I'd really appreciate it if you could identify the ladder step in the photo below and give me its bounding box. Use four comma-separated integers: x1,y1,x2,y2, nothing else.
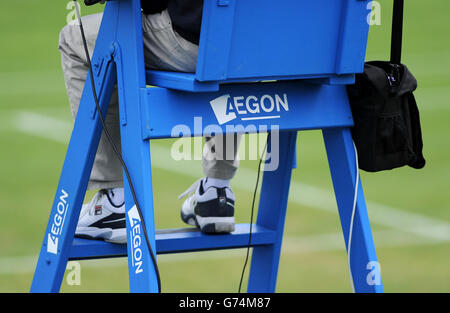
69,224,276,260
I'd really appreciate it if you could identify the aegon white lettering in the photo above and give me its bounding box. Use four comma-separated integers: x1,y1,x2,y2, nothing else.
47,189,69,254
210,93,289,125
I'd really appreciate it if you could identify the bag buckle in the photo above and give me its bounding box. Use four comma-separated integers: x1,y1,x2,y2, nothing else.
388,64,401,87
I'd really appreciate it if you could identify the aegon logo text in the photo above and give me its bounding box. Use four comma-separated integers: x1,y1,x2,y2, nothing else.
209,93,289,125
127,205,144,274
47,189,69,254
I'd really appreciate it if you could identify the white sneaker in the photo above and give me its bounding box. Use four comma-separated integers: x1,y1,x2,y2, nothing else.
75,189,126,244
179,178,235,234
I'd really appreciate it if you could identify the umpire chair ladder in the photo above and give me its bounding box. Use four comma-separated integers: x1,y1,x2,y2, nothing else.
31,0,383,293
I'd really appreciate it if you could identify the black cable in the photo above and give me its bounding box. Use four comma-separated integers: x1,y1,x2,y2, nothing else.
73,0,161,293
238,136,269,293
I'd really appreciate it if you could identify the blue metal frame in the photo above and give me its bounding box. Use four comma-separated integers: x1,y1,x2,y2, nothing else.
141,81,354,140
31,0,382,293
196,0,370,81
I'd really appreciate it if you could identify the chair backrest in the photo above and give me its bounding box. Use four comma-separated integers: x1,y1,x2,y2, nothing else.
195,0,370,83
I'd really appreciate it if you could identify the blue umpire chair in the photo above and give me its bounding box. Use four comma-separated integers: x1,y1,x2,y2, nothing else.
31,0,383,292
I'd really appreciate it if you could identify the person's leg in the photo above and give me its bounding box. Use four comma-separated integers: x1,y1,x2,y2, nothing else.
141,9,197,72
59,13,123,191
177,132,242,233
179,134,242,233
60,10,242,189
202,134,242,181
142,10,242,182
59,13,127,242
141,11,242,233
59,10,241,235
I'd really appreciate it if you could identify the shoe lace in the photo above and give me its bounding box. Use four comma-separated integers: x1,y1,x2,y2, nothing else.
178,178,203,200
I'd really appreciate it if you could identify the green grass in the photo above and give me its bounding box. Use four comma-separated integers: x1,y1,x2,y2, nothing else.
0,1,449,293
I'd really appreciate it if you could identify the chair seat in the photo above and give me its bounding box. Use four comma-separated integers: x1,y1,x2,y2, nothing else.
146,70,220,92
146,70,355,93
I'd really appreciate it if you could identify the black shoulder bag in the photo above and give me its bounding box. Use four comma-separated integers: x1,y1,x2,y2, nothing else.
347,0,426,172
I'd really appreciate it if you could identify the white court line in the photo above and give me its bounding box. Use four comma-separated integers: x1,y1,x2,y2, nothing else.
13,111,72,143
8,110,450,242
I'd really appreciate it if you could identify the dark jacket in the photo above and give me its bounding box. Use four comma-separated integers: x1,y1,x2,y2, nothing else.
141,0,203,45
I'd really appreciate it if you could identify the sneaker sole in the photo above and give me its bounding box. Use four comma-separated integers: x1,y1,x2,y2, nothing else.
201,222,235,234
180,211,199,228
75,227,127,244
181,200,235,234
190,215,235,234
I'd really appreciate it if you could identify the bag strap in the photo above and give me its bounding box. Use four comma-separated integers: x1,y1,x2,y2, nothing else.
390,0,404,65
